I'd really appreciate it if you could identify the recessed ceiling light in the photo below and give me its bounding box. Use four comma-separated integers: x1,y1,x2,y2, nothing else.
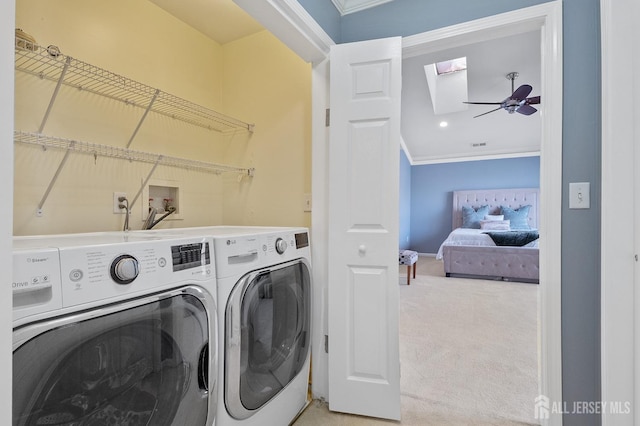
439,121,448,128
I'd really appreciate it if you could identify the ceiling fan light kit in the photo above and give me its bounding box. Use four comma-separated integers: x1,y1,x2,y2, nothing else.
464,71,541,118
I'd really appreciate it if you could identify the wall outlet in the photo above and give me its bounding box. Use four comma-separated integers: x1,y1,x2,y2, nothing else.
113,192,127,214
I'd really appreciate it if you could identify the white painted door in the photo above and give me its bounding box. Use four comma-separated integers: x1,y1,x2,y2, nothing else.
327,37,401,421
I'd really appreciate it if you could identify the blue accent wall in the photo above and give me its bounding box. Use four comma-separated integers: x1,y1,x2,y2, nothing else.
297,0,341,42
399,149,411,249
299,1,602,424
410,157,540,254
560,3,602,423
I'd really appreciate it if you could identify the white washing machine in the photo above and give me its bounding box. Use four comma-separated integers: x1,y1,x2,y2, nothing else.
12,232,219,426
143,227,312,426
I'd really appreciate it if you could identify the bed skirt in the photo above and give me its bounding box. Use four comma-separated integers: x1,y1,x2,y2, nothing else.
442,245,539,284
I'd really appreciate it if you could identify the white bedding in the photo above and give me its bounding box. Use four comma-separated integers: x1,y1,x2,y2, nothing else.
435,228,539,260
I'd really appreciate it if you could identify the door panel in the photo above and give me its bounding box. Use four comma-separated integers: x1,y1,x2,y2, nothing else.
349,266,390,380
328,37,401,421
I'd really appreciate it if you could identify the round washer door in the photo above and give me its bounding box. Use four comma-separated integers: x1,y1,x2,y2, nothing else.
225,259,311,419
13,286,216,426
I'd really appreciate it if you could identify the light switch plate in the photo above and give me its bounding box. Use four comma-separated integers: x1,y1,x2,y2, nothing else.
569,182,590,209
303,193,312,212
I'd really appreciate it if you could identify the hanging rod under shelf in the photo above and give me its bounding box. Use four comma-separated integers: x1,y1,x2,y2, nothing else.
14,131,255,176
15,37,255,134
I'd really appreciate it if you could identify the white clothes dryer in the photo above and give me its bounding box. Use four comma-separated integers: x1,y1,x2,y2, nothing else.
144,227,312,426
12,232,219,426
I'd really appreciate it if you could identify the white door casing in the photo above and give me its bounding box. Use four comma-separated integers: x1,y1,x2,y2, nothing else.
1,0,14,418
636,72,640,423
327,37,402,421
600,0,638,424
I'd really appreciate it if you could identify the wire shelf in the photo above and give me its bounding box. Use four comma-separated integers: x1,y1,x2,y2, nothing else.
15,37,254,134
14,131,255,176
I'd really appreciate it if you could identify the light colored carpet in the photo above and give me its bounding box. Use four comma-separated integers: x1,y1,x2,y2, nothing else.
293,257,539,426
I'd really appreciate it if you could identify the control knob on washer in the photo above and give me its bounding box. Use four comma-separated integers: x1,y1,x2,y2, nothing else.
275,238,288,254
110,254,139,284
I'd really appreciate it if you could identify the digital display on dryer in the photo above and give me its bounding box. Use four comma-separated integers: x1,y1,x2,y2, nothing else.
294,232,309,249
171,242,210,271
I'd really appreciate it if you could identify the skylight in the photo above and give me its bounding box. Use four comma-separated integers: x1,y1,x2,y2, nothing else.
424,58,469,115
435,57,467,75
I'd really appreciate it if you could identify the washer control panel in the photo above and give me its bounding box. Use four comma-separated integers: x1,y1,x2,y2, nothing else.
12,247,63,322
58,237,213,308
172,242,210,272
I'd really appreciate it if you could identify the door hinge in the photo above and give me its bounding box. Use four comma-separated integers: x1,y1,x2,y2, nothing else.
324,335,329,353
325,108,330,127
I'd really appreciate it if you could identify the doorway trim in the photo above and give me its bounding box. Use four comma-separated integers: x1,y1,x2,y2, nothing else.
402,5,563,424
600,0,636,424
235,1,563,423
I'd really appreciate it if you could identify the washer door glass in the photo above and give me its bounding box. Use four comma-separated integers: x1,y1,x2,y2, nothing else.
13,291,213,426
225,260,311,419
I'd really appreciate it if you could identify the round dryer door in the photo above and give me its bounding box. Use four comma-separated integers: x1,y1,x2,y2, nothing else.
225,259,311,419
13,287,216,426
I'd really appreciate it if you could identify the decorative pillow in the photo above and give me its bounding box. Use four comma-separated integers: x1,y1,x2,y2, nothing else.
461,205,489,229
484,214,504,221
480,219,510,231
500,205,532,230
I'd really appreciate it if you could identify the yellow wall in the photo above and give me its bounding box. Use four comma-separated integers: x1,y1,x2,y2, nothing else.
14,0,311,235
221,31,312,227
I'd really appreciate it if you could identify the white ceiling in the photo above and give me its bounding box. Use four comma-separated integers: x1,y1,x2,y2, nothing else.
147,0,542,164
148,0,264,45
402,30,542,164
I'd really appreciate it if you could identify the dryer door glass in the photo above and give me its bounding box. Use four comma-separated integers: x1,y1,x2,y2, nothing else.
225,260,311,418
13,290,214,426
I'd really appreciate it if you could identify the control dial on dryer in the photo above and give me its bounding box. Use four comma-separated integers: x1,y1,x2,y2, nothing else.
275,238,288,254
110,254,140,284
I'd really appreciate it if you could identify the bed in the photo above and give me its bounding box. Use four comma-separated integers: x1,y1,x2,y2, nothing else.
436,188,540,284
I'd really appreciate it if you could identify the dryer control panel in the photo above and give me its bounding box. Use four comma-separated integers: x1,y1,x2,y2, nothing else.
214,229,311,279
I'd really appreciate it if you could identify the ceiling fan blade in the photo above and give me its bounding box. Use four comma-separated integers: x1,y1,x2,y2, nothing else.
526,96,541,105
473,106,503,118
517,104,537,115
511,84,533,100
464,101,503,105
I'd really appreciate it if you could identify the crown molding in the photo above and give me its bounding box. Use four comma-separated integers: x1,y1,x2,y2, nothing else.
330,0,393,16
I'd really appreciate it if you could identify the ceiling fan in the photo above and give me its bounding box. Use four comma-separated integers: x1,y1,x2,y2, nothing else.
464,72,541,118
